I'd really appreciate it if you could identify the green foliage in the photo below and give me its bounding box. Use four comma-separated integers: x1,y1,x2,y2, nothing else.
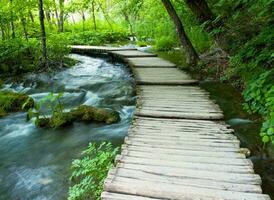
69,142,119,200
27,92,65,125
61,31,129,45
47,34,71,66
0,38,40,74
215,0,274,146
0,35,72,75
242,70,274,145
154,36,175,51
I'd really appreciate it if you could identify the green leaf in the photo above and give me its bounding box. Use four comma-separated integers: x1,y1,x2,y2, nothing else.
267,128,274,136
262,135,270,143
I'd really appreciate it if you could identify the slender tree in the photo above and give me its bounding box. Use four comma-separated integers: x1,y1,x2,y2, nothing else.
38,0,48,68
183,0,226,48
59,0,64,32
91,0,97,30
184,0,214,23
161,0,199,66
10,0,16,38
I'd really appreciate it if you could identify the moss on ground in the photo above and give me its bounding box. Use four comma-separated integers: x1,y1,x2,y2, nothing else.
0,91,34,117
36,105,120,129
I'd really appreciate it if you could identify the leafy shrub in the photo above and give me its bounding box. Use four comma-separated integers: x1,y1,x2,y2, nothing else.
0,35,72,75
68,142,119,200
47,34,71,67
243,70,274,145
0,38,40,74
154,36,175,51
61,31,129,46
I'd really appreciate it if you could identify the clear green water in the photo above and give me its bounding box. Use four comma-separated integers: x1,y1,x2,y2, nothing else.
0,54,135,199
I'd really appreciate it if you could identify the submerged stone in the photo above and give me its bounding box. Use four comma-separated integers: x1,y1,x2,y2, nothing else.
0,91,34,116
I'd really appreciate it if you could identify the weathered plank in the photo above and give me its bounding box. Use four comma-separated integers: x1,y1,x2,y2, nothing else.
126,57,177,68
110,50,157,58
136,85,224,120
71,45,136,52
101,192,162,200
134,68,198,85
104,177,270,200
116,156,254,173
109,166,262,193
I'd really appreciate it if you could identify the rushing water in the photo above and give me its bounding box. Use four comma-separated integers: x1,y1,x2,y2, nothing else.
0,54,135,200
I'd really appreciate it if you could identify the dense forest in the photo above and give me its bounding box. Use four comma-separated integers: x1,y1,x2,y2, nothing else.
0,0,273,199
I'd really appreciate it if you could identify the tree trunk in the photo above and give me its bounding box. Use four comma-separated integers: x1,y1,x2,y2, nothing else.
53,0,60,30
10,0,15,38
123,11,135,40
81,11,86,31
45,11,53,31
29,10,35,23
38,0,48,68
98,1,113,30
161,0,199,66
184,0,214,23
91,0,97,30
20,16,29,41
184,0,226,48
58,0,64,32
0,23,5,41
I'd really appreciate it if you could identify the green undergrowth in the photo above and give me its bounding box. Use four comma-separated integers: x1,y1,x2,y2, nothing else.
60,31,130,46
68,142,119,200
0,35,71,76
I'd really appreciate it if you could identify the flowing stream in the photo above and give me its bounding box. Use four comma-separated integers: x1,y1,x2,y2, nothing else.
0,54,135,200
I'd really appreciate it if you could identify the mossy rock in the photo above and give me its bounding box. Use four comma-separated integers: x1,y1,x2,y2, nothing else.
50,112,74,128
36,112,74,129
0,91,34,114
35,117,50,128
35,105,120,129
70,105,120,124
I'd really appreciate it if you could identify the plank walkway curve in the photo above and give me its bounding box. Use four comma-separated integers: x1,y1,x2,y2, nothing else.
71,46,271,200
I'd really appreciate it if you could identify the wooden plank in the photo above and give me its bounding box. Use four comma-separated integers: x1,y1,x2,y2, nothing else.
126,135,240,145
123,141,240,152
110,50,157,58
134,68,198,85
118,152,252,166
104,177,270,200
101,192,161,200
113,164,261,184
110,166,261,193
128,131,238,140
116,156,254,173
122,145,245,158
126,57,177,68
136,110,224,120
71,45,136,52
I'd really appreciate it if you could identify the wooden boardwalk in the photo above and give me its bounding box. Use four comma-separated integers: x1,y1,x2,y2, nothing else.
71,46,270,200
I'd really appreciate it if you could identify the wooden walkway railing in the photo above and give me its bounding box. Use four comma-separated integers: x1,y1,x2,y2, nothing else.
71,45,271,200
